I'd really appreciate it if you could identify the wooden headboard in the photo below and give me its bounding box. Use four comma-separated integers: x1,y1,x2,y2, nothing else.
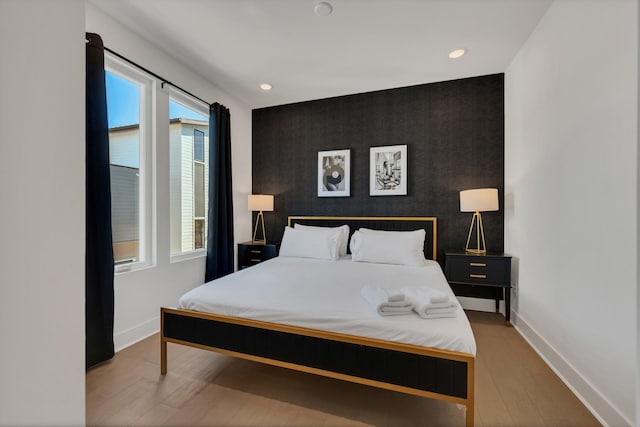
287,216,438,261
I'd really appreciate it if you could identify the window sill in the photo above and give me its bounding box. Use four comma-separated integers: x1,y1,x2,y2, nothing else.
114,261,153,275
170,249,207,264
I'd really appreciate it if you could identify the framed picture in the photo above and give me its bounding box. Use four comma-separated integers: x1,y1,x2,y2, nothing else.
370,144,407,196
318,149,350,197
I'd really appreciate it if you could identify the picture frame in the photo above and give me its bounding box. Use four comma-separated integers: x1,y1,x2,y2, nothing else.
318,149,350,197
370,144,407,196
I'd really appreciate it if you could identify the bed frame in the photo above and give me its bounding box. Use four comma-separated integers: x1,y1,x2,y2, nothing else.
161,216,475,426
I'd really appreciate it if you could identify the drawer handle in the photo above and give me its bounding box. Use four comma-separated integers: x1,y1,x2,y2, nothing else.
470,274,486,279
250,250,261,254
469,262,486,267
250,258,261,262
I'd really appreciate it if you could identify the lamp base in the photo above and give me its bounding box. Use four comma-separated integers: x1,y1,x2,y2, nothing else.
465,248,487,255
465,211,487,254
252,211,267,244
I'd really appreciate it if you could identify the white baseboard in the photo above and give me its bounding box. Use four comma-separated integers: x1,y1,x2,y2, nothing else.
114,316,160,352
511,311,631,427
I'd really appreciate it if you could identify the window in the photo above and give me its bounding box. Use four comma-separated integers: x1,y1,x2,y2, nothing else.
105,55,153,270
169,90,209,256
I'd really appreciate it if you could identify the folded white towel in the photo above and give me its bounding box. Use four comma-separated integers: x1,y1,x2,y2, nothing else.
401,288,457,319
382,287,405,302
401,286,449,304
361,286,413,316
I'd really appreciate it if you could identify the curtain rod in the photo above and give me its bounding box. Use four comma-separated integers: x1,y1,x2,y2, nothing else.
104,46,212,108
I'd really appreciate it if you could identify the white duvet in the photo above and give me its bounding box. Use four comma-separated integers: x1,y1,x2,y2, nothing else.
178,256,476,355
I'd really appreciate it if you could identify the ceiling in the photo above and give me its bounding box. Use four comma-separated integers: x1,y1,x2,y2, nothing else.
90,0,552,109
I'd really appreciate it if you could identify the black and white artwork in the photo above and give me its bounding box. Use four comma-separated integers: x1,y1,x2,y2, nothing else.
318,149,350,197
370,145,407,196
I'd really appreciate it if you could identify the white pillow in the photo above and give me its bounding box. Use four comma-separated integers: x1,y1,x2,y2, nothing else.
295,224,349,256
279,226,342,260
350,228,426,266
351,228,416,251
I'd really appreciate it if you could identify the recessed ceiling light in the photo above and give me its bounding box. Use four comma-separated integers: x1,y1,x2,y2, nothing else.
448,48,467,59
259,83,273,91
314,1,333,16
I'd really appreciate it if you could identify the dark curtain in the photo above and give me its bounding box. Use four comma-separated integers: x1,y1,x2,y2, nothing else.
86,32,115,369
205,103,234,282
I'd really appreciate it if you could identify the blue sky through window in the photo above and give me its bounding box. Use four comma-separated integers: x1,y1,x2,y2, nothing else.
170,100,207,122
106,70,207,127
106,71,139,128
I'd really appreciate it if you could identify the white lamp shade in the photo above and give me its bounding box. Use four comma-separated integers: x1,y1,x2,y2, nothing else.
460,188,499,212
248,194,274,212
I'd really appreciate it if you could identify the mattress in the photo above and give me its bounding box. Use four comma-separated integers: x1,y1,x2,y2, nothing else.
178,256,476,355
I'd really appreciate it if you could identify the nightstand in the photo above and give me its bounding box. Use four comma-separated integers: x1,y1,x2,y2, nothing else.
445,250,512,325
237,242,278,270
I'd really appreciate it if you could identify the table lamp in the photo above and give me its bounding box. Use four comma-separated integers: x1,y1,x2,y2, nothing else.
248,194,274,244
460,188,499,254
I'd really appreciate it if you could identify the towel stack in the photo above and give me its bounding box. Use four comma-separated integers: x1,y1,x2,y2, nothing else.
401,287,457,319
361,286,413,316
361,285,458,319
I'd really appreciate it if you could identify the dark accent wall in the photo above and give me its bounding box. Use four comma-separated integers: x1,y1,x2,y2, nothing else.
252,74,504,263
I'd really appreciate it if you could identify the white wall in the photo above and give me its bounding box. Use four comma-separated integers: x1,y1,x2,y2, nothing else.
505,1,637,425
0,0,86,425
86,3,253,350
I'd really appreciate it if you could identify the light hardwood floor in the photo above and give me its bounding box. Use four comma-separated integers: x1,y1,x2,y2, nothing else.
87,311,600,426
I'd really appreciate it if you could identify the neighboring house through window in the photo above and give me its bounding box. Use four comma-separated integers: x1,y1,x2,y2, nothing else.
169,90,209,257
109,125,140,264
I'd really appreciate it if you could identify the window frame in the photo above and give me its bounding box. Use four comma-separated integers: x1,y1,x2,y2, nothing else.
169,89,210,263
105,53,155,274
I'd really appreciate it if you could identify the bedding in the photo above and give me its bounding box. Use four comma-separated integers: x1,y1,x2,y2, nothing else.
178,256,476,355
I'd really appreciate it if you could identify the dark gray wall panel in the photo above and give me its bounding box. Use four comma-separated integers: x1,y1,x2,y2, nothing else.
252,74,504,263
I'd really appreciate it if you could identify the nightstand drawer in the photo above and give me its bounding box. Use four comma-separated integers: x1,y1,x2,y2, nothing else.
446,256,508,285
238,245,271,260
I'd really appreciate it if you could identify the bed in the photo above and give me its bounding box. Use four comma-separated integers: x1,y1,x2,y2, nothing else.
161,216,476,426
